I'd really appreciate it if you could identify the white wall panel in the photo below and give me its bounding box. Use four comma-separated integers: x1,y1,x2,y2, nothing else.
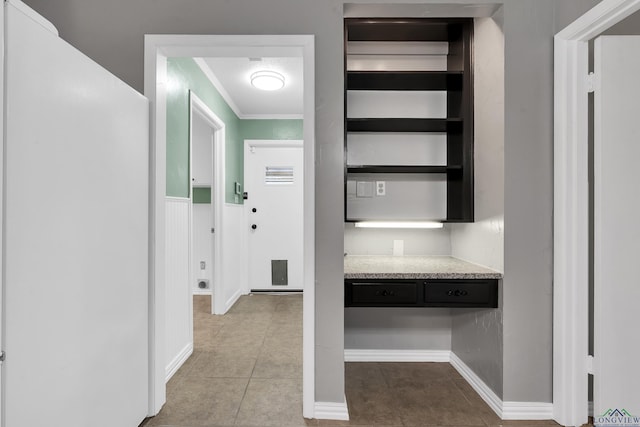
222,203,245,311
344,308,452,351
164,197,192,378
347,90,447,119
344,223,451,256
347,55,448,72
347,132,447,166
3,2,149,425
346,174,447,221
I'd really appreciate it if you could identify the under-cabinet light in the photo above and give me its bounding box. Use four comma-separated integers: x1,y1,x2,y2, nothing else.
354,221,443,229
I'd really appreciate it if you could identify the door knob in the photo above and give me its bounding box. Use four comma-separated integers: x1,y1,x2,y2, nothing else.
251,224,257,230
252,208,257,213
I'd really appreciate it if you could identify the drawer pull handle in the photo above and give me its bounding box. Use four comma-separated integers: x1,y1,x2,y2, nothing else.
447,289,469,297
376,290,395,297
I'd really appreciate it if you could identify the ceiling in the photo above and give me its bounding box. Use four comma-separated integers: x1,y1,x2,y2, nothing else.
199,56,303,119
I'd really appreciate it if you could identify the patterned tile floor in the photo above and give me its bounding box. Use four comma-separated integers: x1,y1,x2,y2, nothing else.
142,294,567,427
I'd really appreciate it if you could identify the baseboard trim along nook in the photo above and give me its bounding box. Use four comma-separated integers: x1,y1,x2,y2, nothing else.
501,402,554,420
193,289,212,296
449,352,553,420
344,349,553,421
314,398,349,420
449,352,503,417
344,349,451,362
165,342,193,383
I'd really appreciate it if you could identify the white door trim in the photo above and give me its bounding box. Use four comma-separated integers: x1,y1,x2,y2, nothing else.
190,92,225,315
144,34,315,418
0,3,6,421
553,1,640,426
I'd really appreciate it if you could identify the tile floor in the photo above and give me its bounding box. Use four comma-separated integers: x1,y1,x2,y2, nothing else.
142,294,565,427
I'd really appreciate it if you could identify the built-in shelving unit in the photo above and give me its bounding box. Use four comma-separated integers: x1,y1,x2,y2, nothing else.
344,18,474,222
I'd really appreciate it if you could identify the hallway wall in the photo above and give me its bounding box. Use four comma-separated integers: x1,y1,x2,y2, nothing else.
23,0,600,405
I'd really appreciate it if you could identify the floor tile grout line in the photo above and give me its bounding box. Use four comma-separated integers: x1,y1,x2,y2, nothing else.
233,304,277,425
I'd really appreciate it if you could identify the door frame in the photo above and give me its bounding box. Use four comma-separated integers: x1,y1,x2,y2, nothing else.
553,1,640,425
144,34,315,418
0,3,6,421
242,139,304,293
189,92,225,314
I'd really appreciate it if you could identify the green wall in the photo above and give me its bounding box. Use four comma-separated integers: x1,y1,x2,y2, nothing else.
192,187,212,204
241,119,303,141
166,58,303,203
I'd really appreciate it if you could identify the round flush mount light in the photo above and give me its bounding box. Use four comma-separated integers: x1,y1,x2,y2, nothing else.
250,70,285,91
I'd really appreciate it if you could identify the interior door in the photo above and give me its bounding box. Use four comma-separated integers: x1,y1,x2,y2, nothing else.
3,2,149,426
245,140,303,291
593,35,640,422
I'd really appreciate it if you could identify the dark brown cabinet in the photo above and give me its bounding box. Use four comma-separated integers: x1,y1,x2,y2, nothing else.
344,18,474,222
345,279,498,308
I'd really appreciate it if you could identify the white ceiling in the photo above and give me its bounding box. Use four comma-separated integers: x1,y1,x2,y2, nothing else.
199,56,303,119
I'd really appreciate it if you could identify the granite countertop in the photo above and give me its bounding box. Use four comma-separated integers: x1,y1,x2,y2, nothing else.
344,255,503,280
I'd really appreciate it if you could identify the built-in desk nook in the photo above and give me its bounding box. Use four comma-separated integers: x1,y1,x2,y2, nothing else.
345,256,501,308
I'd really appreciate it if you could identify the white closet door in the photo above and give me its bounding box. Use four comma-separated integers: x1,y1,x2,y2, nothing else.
593,35,640,423
3,1,149,426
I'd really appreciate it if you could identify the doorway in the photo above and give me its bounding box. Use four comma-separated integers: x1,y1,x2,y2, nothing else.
189,92,224,316
554,1,640,426
144,35,315,418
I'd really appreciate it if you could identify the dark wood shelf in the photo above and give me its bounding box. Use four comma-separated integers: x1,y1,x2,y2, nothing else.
347,118,462,133
347,165,461,174
347,71,463,91
344,18,474,222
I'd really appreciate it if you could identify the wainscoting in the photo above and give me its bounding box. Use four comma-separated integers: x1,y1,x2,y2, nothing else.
165,197,192,380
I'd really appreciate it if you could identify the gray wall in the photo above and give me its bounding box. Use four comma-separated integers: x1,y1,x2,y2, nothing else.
21,0,600,405
344,224,451,256
450,11,505,398
345,308,452,350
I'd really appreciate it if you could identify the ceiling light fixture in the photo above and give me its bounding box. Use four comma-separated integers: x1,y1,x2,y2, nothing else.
354,221,444,229
250,70,285,91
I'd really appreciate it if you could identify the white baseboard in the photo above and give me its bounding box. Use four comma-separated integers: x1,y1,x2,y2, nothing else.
501,402,554,420
314,397,349,420
344,349,451,362
450,352,553,420
193,288,212,296
165,342,193,383
224,288,243,312
450,352,503,417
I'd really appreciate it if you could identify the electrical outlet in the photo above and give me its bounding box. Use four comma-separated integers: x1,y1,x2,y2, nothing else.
200,261,206,270
376,181,386,196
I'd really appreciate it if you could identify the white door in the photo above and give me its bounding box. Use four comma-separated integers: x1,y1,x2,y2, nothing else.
244,140,303,291
593,35,640,424
2,2,149,427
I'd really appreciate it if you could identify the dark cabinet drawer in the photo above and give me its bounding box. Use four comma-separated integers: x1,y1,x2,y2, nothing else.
347,281,418,306
423,280,498,307
344,279,498,308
